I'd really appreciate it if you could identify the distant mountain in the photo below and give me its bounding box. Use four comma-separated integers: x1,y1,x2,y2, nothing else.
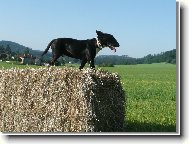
0,40,51,60
0,40,30,53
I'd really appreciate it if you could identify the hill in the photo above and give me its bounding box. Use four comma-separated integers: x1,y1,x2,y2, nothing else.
0,40,31,53
0,40,51,60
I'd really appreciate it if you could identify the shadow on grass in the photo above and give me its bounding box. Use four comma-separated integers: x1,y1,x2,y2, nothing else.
123,120,176,132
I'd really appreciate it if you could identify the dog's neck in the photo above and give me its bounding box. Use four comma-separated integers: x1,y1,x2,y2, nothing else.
96,38,103,54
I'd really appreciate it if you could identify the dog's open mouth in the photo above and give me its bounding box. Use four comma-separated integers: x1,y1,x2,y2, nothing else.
109,45,116,53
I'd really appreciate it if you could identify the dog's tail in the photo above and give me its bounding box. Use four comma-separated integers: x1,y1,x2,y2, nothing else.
41,39,56,57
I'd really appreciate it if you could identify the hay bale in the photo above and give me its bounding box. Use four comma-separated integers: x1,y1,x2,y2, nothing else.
0,67,125,132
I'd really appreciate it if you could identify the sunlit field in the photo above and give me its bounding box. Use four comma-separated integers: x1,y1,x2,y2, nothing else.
102,63,176,132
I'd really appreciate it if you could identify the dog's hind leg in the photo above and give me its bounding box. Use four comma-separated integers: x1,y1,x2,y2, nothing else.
79,59,87,70
50,54,61,66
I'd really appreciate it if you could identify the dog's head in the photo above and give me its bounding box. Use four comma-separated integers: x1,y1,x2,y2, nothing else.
96,30,120,52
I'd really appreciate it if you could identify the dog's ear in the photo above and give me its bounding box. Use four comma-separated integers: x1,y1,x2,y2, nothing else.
96,30,103,36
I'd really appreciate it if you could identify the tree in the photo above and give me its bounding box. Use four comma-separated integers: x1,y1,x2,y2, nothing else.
5,45,11,55
24,47,30,55
0,45,5,53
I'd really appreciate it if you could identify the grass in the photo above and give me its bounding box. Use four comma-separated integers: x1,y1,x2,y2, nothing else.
0,61,177,132
0,61,41,69
102,63,176,132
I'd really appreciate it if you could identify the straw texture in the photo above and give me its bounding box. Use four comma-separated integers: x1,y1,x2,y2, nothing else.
0,67,125,132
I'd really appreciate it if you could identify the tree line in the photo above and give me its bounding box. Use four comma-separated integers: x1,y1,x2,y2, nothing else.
95,49,176,66
0,44,31,61
0,45,14,60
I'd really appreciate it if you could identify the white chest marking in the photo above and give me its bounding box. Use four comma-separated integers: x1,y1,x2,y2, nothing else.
96,38,103,54
96,48,101,54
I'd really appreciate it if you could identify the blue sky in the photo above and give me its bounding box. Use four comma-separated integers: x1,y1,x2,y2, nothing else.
0,0,176,58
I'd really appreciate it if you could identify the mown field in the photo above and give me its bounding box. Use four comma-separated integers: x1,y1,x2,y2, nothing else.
0,61,177,132
102,64,176,132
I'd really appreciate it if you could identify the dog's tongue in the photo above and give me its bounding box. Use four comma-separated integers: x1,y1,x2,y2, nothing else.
112,47,116,53
109,45,116,53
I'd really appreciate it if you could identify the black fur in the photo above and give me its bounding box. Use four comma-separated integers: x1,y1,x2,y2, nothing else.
41,30,119,69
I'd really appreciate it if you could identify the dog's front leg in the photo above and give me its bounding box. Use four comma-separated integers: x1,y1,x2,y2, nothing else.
90,59,95,69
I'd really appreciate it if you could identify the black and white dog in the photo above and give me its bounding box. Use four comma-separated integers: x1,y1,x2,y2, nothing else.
41,30,119,70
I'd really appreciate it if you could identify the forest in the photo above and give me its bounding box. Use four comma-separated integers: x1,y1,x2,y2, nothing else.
95,49,176,66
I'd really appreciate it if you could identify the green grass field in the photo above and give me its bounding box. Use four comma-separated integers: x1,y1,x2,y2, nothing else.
0,61,176,132
102,64,176,132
